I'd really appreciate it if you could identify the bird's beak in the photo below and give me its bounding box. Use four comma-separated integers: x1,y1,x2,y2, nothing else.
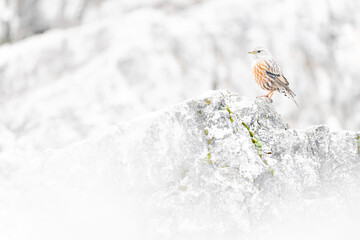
248,51,256,54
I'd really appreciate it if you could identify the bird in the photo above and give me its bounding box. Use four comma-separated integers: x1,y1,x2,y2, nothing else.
248,47,298,107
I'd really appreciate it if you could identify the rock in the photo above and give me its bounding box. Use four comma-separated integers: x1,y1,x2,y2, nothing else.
3,90,359,239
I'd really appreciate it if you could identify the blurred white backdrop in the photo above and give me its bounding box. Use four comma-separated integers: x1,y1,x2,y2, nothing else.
0,1,360,239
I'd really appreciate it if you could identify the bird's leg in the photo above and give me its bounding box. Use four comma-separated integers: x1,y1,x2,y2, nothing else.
269,91,275,99
257,91,275,102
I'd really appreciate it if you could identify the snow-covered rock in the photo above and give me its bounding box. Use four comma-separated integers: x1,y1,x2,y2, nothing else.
2,90,359,240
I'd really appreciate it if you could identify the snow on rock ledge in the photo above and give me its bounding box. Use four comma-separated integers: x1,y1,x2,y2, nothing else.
4,90,360,239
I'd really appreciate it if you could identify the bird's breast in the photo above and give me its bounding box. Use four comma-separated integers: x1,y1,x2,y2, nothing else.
252,61,273,91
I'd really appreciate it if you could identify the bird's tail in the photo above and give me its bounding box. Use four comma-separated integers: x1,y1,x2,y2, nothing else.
281,87,299,108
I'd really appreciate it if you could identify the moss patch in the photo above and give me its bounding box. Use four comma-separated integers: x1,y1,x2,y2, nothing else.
226,105,232,114
226,105,234,123
207,153,213,164
242,122,250,130
242,121,273,175
204,127,213,164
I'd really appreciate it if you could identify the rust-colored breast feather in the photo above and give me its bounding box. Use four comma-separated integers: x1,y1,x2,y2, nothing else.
252,61,273,91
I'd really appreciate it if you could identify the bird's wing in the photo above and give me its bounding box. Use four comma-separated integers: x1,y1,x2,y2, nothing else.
264,59,289,86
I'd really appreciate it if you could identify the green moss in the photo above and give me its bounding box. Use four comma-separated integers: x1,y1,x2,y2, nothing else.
263,160,273,175
198,110,202,114
225,105,234,123
207,153,213,164
255,141,263,148
242,122,250,131
265,114,269,119
357,135,360,153
204,129,209,136
241,121,272,175
207,139,211,145
226,105,232,114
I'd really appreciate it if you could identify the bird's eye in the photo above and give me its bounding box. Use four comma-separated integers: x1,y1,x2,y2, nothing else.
257,50,261,53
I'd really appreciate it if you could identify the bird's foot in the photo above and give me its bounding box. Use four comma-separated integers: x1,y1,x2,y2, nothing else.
256,95,273,103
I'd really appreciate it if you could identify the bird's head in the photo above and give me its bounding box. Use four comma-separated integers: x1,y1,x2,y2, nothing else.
248,47,271,59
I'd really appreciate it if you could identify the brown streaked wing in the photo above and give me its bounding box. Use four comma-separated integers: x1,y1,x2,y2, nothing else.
264,59,289,86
